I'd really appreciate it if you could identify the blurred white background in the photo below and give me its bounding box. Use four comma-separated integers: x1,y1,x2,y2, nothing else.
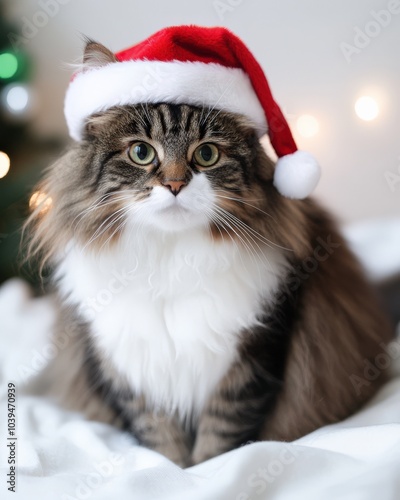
4,0,400,222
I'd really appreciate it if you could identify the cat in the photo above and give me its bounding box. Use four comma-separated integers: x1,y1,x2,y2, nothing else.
26,41,393,467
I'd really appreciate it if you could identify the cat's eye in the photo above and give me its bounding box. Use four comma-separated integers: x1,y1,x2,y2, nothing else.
128,142,156,165
193,143,219,167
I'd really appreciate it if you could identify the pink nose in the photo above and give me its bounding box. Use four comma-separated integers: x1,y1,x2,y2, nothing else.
162,179,187,196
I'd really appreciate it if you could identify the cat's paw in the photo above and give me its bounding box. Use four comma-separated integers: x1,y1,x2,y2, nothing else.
191,449,214,466
174,456,193,469
162,451,192,468
154,443,192,468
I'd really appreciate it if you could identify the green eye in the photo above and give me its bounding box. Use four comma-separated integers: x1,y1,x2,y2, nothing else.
193,143,219,167
128,142,156,165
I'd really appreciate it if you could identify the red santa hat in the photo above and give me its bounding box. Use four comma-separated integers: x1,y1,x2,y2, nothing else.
64,25,320,199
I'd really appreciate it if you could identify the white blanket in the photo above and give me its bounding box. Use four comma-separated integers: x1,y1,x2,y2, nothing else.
1,219,400,500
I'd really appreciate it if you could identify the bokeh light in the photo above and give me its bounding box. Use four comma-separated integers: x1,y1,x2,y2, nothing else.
355,96,379,121
3,84,30,113
0,151,11,178
0,53,18,80
29,191,52,213
296,114,320,138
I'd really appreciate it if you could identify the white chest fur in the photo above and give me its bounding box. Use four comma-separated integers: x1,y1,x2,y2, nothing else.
57,229,286,421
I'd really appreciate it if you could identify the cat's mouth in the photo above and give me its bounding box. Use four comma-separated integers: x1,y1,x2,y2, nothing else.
135,176,212,232
156,198,195,220
142,195,208,232
155,194,186,210
155,185,206,213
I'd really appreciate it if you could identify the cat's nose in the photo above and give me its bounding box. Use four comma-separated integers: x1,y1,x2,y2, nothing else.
162,179,187,196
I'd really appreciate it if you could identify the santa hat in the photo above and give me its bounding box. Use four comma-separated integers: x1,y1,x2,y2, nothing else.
65,25,320,199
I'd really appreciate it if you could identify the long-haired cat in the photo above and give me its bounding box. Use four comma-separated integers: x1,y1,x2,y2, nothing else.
26,40,393,467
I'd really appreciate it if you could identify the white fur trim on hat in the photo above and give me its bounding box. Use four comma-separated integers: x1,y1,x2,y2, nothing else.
273,150,321,199
64,60,268,141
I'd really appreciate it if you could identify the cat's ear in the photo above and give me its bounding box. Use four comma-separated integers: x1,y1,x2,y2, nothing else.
84,112,112,139
82,38,118,69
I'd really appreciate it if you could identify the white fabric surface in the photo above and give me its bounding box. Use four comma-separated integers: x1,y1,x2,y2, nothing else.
1,219,400,500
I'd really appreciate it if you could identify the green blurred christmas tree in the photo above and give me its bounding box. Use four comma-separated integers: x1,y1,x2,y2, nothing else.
0,1,62,287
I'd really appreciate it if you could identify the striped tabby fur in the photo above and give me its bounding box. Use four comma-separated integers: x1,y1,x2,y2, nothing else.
25,43,394,467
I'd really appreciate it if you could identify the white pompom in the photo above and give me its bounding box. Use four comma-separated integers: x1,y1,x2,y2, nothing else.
273,150,321,199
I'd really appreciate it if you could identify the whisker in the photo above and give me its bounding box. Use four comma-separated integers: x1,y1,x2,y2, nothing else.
72,190,143,232
205,204,265,277
214,204,292,253
211,205,271,274
213,206,267,255
203,208,248,269
82,205,134,253
100,212,130,251
96,202,143,253
71,193,115,227
213,192,276,221
83,205,130,249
